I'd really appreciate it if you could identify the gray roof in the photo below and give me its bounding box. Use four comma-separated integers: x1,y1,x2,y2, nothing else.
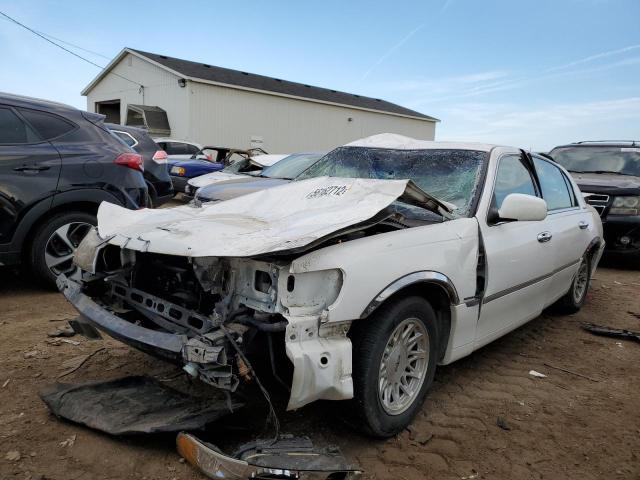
128,49,437,121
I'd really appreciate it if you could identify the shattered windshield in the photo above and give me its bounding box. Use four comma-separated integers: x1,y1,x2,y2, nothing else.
261,153,325,180
296,147,487,215
550,146,640,176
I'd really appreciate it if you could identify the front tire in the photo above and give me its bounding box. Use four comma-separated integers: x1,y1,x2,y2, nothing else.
28,211,96,288
350,296,439,437
555,254,591,314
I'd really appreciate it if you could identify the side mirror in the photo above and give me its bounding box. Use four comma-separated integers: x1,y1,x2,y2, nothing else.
498,193,547,222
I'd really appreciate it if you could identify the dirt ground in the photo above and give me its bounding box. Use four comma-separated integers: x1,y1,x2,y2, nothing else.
1,260,639,480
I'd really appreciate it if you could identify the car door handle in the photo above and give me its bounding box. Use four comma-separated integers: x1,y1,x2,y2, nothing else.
13,165,50,172
578,221,589,230
537,231,552,243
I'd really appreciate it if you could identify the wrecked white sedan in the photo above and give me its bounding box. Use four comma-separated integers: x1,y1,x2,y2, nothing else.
59,134,604,437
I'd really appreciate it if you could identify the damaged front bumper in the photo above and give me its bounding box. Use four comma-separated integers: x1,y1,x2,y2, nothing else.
58,275,187,362
58,275,238,391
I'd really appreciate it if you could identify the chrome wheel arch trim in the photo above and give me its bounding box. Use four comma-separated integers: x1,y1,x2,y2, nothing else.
360,271,460,319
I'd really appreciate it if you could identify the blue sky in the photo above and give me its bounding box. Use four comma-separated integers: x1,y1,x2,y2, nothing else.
1,0,639,150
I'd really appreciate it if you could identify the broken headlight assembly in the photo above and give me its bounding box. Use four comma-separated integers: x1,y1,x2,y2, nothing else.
609,196,640,216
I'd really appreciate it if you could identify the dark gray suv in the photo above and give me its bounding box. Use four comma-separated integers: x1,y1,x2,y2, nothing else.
0,92,148,286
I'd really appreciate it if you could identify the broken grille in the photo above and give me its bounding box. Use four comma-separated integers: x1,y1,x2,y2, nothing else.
584,193,609,217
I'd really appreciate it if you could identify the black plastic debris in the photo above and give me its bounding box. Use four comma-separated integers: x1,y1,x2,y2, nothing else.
177,432,363,479
581,322,640,343
40,376,243,435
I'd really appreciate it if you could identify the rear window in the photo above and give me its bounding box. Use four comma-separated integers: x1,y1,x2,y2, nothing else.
18,108,76,140
111,130,137,147
550,146,640,176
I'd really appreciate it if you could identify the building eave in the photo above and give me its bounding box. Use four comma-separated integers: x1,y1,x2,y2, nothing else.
82,48,439,123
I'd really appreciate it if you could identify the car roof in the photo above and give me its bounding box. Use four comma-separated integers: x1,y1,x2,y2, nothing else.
0,91,79,113
551,140,640,149
345,133,498,152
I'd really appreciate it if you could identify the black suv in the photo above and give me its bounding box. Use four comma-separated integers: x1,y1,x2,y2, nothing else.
107,123,173,206
0,93,148,286
549,141,640,256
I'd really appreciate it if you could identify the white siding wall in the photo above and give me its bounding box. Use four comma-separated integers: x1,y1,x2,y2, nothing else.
86,53,191,140
85,55,436,150
187,81,435,152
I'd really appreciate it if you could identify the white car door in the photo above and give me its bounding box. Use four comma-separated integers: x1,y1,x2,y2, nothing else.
531,155,593,306
475,153,554,347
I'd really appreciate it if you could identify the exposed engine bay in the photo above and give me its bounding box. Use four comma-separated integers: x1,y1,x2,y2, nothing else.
65,196,443,405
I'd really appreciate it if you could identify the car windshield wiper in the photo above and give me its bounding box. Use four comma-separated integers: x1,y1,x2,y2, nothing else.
569,169,635,176
589,170,636,176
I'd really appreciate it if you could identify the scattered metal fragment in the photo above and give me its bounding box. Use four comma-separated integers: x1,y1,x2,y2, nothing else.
68,317,102,340
581,323,640,343
40,376,243,435
543,362,600,382
528,370,547,378
2,379,9,388
177,432,363,480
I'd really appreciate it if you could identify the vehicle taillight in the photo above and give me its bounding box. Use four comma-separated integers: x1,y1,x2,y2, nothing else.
115,153,144,172
152,150,168,164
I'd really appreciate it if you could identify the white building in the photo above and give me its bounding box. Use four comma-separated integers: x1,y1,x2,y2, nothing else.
82,48,438,152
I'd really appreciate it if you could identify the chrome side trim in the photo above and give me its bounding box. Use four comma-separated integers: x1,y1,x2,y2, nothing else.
360,271,460,318
482,259,580,305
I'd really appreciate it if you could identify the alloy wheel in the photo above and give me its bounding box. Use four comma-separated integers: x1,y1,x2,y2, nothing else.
378,317,430,415
572,257,589,304
44,222,93,278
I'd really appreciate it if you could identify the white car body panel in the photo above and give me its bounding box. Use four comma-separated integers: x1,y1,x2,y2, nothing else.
72,135,604,412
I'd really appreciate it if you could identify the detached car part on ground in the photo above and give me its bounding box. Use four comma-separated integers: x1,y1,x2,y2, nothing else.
0,92,148,287
59,134,604,437
549,141,640,257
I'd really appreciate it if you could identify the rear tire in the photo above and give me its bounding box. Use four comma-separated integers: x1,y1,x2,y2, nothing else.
28,211,96,289
555,254,591,314
350,296,439,438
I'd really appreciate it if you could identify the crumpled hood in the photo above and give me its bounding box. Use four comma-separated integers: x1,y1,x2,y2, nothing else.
98,176,449,257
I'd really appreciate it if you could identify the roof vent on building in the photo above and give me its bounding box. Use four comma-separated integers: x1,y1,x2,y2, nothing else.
304,85,311,88
202,64,211,68
274,78,282,82
159,55,168,59
241,71,249,75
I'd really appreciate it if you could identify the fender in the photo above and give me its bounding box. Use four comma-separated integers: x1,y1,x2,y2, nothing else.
359,270,460,319
7,188,122,256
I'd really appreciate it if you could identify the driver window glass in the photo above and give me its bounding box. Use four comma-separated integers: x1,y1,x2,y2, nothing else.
533,157,574,210
494,155,536,208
